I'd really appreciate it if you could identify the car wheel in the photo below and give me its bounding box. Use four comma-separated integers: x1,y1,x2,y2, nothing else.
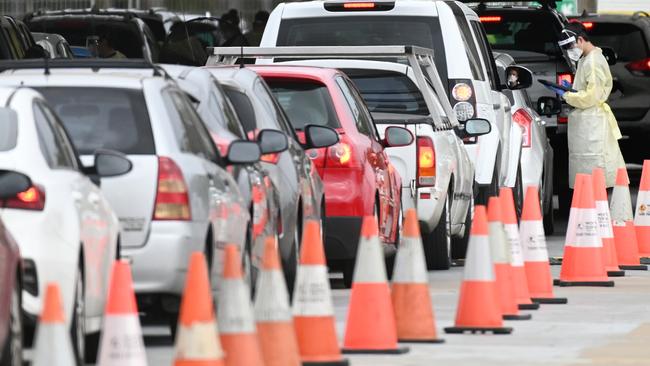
542,175,555,235
424,190,452,270
70,267,86,365
385,197,401,280
343,200,381,288
513,162,523,220
0,275,22,366
451,194,474,260
284,210,301,297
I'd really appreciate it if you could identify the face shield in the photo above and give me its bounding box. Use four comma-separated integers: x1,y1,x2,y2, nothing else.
558,29,583,62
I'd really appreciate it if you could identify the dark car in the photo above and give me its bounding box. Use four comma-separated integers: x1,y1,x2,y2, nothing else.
570,12,650,164
0,170,25,366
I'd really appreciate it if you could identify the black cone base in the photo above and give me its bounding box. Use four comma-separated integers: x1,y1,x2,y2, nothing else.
444,326,512,335
399,338,445,344
619,264,647,270
549,257,563,265
532,297,568,304
554,279,615,287
303,360,350,366
503,313,532,320
607,270,626,277
342,347,409,355
518,303,540,310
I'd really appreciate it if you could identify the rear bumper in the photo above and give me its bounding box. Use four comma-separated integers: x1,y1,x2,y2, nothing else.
323,216,362,261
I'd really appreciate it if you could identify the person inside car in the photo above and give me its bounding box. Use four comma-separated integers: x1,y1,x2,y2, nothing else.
96,31,127,59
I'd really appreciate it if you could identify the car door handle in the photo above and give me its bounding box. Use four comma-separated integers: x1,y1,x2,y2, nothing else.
493,104,501,110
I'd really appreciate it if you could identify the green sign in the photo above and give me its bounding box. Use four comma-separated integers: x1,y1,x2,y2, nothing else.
556,0,578,15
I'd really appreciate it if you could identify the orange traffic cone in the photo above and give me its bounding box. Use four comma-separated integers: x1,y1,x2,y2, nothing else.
444,206,512,335
254,236,301,366
32,283,76,366
342,216,409,354
520,186,567,304
500,188,539,310
611,168,647,270
293,220,348,365
98,260,147,366
391,209,444,342
635,160,650,258
488,197,531,321
174,252,225,366
557,174,614,286
592,168,624,277
218,245,265,366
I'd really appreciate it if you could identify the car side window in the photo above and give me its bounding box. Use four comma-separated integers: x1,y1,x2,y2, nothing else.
223,86,257,133
33,101,78,170
336,76,373,137
471,20,502,91
253,78,299,141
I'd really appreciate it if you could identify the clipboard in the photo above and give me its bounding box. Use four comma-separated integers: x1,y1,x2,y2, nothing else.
538,79,577,92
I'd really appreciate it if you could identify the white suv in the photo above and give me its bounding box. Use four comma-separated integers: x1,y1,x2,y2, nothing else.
260,0,525,221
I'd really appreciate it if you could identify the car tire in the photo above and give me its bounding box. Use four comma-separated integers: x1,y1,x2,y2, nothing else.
424,190,451,270
451,194,473,260
0,275,22,366
284,209,302,297
343,200,380,289
513,162,523,220
70,266,86,365
384,198,402,280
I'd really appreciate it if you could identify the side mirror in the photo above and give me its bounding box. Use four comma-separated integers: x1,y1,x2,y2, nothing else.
382,126,414,148
0,170,32,199
505,65,533,90
601,47,618,66
457,118,491,138
94,150,133,178
226,140,261,165
257,129,289,154
304,124,339,149
536,96,562,116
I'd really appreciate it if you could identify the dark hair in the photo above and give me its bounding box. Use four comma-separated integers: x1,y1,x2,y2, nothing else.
566,22,590,42
98,29,117,48
254,11,270,24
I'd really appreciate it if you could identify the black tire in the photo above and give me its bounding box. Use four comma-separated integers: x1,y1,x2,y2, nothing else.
342,259,354,289
451,195,473,260
513,162,524,220
543,202,555,235
0,275,22,366
70,266,86,365
84,332,100,364
424,191,451,270
284,209,302,297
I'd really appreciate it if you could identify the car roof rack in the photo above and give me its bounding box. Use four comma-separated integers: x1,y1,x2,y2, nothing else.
0,59,167,77
208,45,457,128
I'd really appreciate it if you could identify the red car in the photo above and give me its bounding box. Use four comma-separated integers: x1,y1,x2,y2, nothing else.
250,65,413,287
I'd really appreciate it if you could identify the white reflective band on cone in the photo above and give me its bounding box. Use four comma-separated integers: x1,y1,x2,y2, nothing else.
504,223,525,267
519,220,549,262
254,270,292,322
217,279,256,334
352,236,388,284
392,235,428,284
98,315,147,365
292,265,334,317
595,201,614,239
464,235,495,281
611,186,634,221
634,191,650,225
566,208,602,248
174,321,224,360
488,222,511,265
32,324,76,366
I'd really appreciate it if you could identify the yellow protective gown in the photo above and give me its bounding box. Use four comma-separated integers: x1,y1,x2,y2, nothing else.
564,47,625,188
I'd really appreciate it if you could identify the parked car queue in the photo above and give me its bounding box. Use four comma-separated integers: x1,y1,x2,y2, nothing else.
0,1,564,365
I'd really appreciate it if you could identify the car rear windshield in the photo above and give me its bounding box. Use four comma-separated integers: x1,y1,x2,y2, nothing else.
586,22,649,62
0,108,17,151
265,79,340,129
342,69,429,116
36,87,155,155
277,16,448,85
479,11,564,56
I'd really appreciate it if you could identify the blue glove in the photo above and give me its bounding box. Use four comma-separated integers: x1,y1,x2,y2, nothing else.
561,79,572,89
548,85,565,97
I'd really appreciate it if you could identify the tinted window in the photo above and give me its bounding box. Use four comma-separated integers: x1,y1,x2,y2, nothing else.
266,79,340,129
344,69,428,116
33,102,77,169
479,11,563,56
0,108,17,151
223,87,257,133
37,87,155,155
253,79,290,132
212,81,245,138
587,22,649,62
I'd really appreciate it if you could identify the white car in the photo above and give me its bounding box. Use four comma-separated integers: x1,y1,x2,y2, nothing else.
258,0,524,218
0,60,260,336
0,86,126,363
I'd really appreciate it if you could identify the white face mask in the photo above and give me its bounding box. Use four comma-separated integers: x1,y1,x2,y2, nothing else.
567,47,583,62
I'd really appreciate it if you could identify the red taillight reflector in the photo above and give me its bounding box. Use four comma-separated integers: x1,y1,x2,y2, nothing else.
344,2,375,9
558,116,568,124
419,192,431,199
557,73,573,86
260,153,280,164
3,185,45,211
512,109,533,148
582,22,594,30
417,136,435,187
479,16,502,22
626,58,650,74
153,157,191,221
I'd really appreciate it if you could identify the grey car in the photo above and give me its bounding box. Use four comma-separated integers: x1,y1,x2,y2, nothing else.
31,33,73,59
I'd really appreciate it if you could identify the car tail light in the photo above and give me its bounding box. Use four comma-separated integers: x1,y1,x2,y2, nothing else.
479,16,502,22
153,157,191,221
557,73,573,86
260,153,280,164
452,83,473,101
582,22,594,30
558,116,568,124
626,58,650,76
450,80,476,124
3,185,45,211
326,142,355,167
324,1,395,11
417,137,435,187
512,109,533,148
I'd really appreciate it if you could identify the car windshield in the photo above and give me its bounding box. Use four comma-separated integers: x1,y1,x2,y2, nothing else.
0,108,17,151
343,69,429,116
265,79,340,129
586,22,649,62
36,87,155,155
479,11,564,56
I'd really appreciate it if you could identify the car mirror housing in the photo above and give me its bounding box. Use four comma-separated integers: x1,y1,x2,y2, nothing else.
226,140,261,165
257,129,289,154
94,150,133,178
456,118,491,138
382,126,414,148
505,65,534,90
0,170,32,199
304,124,339,149
536,96,562,116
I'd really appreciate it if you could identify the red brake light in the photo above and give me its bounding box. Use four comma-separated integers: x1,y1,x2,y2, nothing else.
479,16,502,23
324,1,394,11
582,22,594,30
417,137,435,187
260,153,280,164
3,185,45,211
557,73,573,86
153,157,191,221
343,2,375,9
558,116,568,124
626,58,650,75
327,142,352,166
512,109,533,148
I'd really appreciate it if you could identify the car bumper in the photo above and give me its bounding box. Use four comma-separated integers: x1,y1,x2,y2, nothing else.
416,185,447,234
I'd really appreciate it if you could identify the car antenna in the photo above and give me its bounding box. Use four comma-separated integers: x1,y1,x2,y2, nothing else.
239,44,245,68
179,1,197,65
43,55,50,76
